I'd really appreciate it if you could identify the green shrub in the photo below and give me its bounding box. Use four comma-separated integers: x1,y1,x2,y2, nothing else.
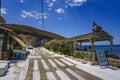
44,45,50,50
45,45,74,55
52,47,58,52
52,47,74,55
74,53,85,59
86,54,93,61
56,48,61,53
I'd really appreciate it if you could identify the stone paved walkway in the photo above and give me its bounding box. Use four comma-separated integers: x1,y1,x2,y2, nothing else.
25,47,101,80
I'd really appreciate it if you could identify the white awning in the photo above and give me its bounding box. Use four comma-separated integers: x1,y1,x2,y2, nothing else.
8,33,26,47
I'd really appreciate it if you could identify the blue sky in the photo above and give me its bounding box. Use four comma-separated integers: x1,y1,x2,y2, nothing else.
1,0,120,44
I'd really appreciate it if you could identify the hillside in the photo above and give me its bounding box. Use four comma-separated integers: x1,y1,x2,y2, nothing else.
2,24,65,40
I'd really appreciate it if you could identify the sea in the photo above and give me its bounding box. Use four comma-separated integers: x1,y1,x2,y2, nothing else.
77,45,120,57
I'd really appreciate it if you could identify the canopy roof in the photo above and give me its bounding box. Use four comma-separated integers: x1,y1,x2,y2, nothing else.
47,30,113,44
0,26,26,47
59,22,113,43
67,30,113,42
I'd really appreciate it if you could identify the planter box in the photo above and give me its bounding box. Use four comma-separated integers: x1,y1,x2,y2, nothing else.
0,61,9,76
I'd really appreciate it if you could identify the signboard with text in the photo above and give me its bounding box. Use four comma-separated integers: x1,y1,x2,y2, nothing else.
96,50,108,67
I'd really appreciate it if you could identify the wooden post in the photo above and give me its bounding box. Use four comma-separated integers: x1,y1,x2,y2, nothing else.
9,37,12,50
0,39,3,59
2,31,7,51
109,39,114,55
89,38,95,62
50,44,52,51
80,42,82,50
74,41,76,52
59,42,61,48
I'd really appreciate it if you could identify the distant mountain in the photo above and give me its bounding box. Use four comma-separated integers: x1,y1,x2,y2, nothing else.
2,24,65,40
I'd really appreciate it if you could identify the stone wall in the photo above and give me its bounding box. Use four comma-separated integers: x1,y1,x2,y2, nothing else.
108,58,120,68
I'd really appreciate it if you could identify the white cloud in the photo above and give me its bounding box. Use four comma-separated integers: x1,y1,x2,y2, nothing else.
38,21,42,25
20,0,24,3
48,3,54,7
74,0,86,3
1,8,7,14
21,10,48,19
65,5,68,8
46,0,50,3
52,0,56,2
55,8,64,14
46,0,57,10
65,0,87,7
21,14,27,18
46,0,56,3
46,0,87,11
48,8,52,11
46,0,87,13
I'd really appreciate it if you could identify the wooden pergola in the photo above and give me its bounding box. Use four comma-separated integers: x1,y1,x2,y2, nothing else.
45,23,113,62
47,30,113,53
58,30,113,61
68,30,113,50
